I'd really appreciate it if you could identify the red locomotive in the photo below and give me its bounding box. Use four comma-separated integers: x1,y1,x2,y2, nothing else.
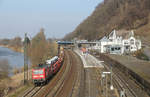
32,53,64,85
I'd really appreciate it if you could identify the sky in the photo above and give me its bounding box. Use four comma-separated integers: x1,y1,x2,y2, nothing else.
0,0,103,39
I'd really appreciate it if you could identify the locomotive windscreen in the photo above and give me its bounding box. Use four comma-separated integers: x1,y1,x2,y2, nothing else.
33,70,43,74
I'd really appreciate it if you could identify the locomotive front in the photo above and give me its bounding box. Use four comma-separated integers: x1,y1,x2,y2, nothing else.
32,68,46,85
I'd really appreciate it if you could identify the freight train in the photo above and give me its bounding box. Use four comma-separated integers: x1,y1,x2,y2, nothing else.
32,50,64,86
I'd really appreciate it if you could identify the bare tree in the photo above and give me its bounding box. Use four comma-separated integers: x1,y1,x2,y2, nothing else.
28,28,57,67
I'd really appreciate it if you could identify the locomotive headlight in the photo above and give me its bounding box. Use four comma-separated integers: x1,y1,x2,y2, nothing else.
33,75,38,78
40,75,44,77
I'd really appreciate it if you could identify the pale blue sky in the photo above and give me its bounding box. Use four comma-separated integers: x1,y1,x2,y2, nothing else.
0,0,103,39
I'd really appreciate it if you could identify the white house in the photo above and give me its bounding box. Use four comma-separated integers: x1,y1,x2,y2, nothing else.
92,30,141,54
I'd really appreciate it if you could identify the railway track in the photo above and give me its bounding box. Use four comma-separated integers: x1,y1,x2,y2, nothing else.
20,50,68,97
102,63,137,97
51,51,77,97
103,62,146,97
92,52,149,97
21,50,80,97
114,70,138,97
113,73,136,97
34,50,71,97
22,86,43,97
114,67,149,97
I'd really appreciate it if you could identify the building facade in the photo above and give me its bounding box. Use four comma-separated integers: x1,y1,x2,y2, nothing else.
92,30,141,54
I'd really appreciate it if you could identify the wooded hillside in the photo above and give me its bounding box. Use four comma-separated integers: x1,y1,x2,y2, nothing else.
64,0,150,44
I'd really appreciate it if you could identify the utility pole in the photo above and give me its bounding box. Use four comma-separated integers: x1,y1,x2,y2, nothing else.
24,33,30,85
24,33,27,84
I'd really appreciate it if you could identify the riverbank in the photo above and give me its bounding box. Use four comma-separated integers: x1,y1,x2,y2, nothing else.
0,46,25,72
0,45,23,53
0,46,32,96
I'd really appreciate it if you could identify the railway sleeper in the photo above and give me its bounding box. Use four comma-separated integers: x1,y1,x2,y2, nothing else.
93,52,150,96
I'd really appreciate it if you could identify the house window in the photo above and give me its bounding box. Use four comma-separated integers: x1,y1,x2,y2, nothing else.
136,42,139,46
130,39,134,45
111,48,114,51
124,42,128,44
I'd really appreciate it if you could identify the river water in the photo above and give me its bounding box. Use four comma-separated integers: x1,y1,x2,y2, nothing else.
0,46,24,69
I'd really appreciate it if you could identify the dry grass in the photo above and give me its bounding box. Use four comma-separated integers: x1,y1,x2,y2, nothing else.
0,70,32,96
8,82,33,97
9,72,24,88
64,0,150,41
133,49,149,61
136,20,150,45
0,71,24,88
